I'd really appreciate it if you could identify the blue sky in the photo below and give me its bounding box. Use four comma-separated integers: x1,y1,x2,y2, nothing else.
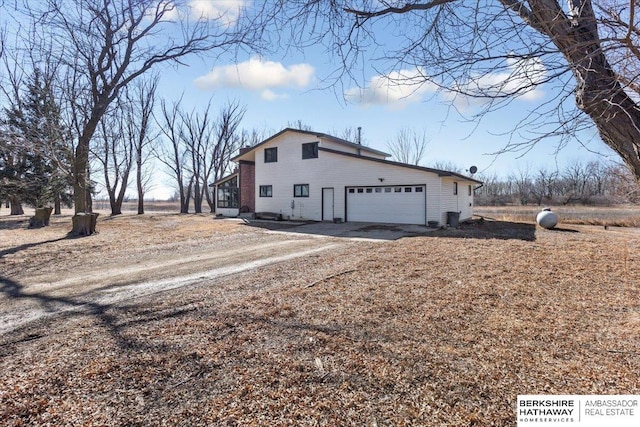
144,0,619,200
2,0,616,200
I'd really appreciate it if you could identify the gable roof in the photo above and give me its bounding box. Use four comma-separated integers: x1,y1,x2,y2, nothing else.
230,127,482,184
319,147,483,184
232,127,391,161
209,171,238,187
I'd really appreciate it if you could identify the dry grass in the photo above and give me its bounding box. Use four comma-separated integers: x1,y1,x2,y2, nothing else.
1,213,639,426
476,205,640,227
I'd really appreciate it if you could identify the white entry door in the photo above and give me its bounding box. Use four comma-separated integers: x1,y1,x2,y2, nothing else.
322,188,334,221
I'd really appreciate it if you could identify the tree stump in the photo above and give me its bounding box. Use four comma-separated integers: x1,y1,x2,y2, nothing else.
29,207,54,228
72,212,99,236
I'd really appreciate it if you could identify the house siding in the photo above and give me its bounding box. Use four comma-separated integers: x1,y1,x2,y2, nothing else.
254,134,445,223
440,178,475,224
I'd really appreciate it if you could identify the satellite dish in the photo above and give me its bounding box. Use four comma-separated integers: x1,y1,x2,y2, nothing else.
469,165,478,175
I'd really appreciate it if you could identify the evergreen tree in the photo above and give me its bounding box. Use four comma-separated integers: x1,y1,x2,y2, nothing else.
0,69,72,209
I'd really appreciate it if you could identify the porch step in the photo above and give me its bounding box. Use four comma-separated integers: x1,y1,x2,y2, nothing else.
254,212,283,221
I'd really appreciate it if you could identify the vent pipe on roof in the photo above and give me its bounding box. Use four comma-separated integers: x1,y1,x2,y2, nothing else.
357,126,362,145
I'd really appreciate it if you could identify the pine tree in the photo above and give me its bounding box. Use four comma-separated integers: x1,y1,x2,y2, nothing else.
0,69,72,210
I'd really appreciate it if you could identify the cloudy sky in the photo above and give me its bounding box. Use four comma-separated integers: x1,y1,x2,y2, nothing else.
148,0,615,198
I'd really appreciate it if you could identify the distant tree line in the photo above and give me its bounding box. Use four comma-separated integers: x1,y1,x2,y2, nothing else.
475,160,640,206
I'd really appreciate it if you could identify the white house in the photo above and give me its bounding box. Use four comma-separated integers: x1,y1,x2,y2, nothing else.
213,128,482,226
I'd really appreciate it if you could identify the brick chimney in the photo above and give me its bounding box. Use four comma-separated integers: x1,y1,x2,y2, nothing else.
238,147,255,212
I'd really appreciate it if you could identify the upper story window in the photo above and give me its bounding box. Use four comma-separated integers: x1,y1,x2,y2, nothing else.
453,182,458,195
264,147,277,163
302,142,318,159
468,185,472,196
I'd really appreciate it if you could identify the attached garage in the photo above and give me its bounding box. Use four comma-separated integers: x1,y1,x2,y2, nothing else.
346,185,427,225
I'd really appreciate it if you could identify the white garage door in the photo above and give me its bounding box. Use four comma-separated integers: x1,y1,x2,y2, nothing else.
346,185,426,225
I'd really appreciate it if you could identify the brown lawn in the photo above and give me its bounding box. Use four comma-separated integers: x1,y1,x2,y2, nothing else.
0,212,639,426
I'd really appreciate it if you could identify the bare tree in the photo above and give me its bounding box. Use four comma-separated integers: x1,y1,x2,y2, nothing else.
508,166,534,205
203,101,246,212
329,126,368,145
93,101,133,216
155,98,193,214
287,120,313,131
122,76,159,215
561,159,593,204
252,1,640,183
9,0,247,234
386,128,429,165
530,168,559,205
183,102,216,214
155,98,246,214
430,161,463,174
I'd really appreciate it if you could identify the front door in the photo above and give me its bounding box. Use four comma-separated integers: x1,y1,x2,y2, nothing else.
322,187,334,221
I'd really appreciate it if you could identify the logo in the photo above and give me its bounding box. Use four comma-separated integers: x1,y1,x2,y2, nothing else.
517,395,638,426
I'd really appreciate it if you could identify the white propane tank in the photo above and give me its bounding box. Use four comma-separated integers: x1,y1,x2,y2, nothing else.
536,208,558,229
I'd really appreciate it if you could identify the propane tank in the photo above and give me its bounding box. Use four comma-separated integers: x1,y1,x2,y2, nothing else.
536,208,558,229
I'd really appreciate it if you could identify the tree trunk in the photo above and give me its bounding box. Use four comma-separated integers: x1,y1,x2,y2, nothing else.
72,212,99,236
528,1,640,183
73,141,90,214
29,207,53,228
71,113,101,234
113,167,131,216
193,179,202,213
108,188,122,215
205,185,215,213
136,155,144,215
9,196,24,215
54,193,61,215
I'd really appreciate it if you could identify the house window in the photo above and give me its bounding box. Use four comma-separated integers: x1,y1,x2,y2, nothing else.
264,147,277,163
294,184,309,197
415,187,423,192
468,185,472,196
217,176,238,208
453,182,458,195
302,142,319,159
259,185,272,197
217,187,238,208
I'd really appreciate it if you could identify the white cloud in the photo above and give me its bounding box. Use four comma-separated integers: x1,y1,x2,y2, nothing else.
194,58,315,95
461,56,546,101
151,0,247,26
344,68,438,108
187,0,246,26
345,58,546,110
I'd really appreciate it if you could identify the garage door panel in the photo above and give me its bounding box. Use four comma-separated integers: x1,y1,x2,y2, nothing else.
347,185,425,225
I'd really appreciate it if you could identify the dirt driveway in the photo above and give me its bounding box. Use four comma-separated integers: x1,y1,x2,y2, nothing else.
0,214,424,334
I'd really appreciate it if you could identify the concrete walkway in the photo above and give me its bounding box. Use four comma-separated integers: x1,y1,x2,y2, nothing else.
238,218,437,241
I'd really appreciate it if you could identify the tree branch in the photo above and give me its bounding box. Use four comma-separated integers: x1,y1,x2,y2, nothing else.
344,0,456,18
